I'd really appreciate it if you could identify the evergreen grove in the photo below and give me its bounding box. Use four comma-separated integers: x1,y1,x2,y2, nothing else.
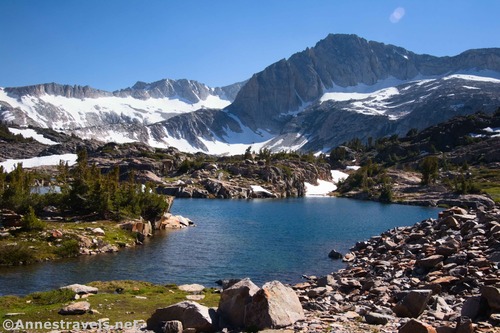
0,150,169,223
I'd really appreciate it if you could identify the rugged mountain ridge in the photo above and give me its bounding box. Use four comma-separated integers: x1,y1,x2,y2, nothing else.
1,34,499,154
4,79,245,102
114,78,245,103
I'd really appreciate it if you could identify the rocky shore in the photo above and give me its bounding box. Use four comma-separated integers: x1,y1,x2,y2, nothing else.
291,205,500,333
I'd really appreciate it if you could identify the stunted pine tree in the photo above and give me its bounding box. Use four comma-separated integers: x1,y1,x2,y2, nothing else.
420,156,439,185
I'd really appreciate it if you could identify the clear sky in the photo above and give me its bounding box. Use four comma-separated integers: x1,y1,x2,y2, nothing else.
0,0,499,91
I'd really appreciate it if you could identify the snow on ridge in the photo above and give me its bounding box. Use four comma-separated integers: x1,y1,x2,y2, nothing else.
0,88,232,130
0,154,77,173
320,87,399,103
8,128,58,145
442,74,500,84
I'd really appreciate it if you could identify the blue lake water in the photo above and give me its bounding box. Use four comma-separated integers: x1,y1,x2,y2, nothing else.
0,197,440,295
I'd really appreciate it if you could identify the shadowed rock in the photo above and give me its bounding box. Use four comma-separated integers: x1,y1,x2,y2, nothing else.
218,278,260,329
146,301,215,333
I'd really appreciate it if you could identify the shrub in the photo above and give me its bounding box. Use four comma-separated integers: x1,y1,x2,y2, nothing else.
0,244,35,265
379,183,394,202
54,239,80,258
22,206,46,231
30,288,75,305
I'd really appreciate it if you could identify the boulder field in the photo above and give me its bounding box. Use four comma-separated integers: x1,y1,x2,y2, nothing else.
292,206,500,332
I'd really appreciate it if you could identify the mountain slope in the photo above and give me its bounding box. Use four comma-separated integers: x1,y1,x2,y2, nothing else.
149,73,500,153
0,79,245,134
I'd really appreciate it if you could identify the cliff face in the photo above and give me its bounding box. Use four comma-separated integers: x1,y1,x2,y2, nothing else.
4,83,112,99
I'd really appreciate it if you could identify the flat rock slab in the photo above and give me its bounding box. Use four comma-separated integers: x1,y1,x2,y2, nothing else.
61,284,98,295
186,295,205,301
365,312,393,325
178,284,205,293
59,301,91,315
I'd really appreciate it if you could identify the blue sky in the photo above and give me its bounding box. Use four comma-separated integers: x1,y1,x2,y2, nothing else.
0,0,499,91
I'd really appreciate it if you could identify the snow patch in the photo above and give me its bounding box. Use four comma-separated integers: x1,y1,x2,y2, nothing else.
8,128,58,145
345,166,361,171
250,185,273,195
321,87,401,117
305,170,350,196
331,170,349,183
305,180,337,196
484,127,500,133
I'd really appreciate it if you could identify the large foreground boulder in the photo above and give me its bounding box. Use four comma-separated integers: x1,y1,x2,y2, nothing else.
146,301,215,333
218,278,260,329
244,280,304,330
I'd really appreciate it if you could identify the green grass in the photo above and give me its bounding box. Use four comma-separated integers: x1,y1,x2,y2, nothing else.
0,281,220,332
482,186,500,203
472,167,500,203
0,221,136,266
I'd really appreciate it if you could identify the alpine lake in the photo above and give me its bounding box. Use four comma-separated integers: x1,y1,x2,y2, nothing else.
0,197,441,295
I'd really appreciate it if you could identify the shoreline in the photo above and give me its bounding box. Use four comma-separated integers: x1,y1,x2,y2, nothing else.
1,205,498,332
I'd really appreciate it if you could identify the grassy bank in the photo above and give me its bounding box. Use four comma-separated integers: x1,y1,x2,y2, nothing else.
0,280,220,331
0,220,136,266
